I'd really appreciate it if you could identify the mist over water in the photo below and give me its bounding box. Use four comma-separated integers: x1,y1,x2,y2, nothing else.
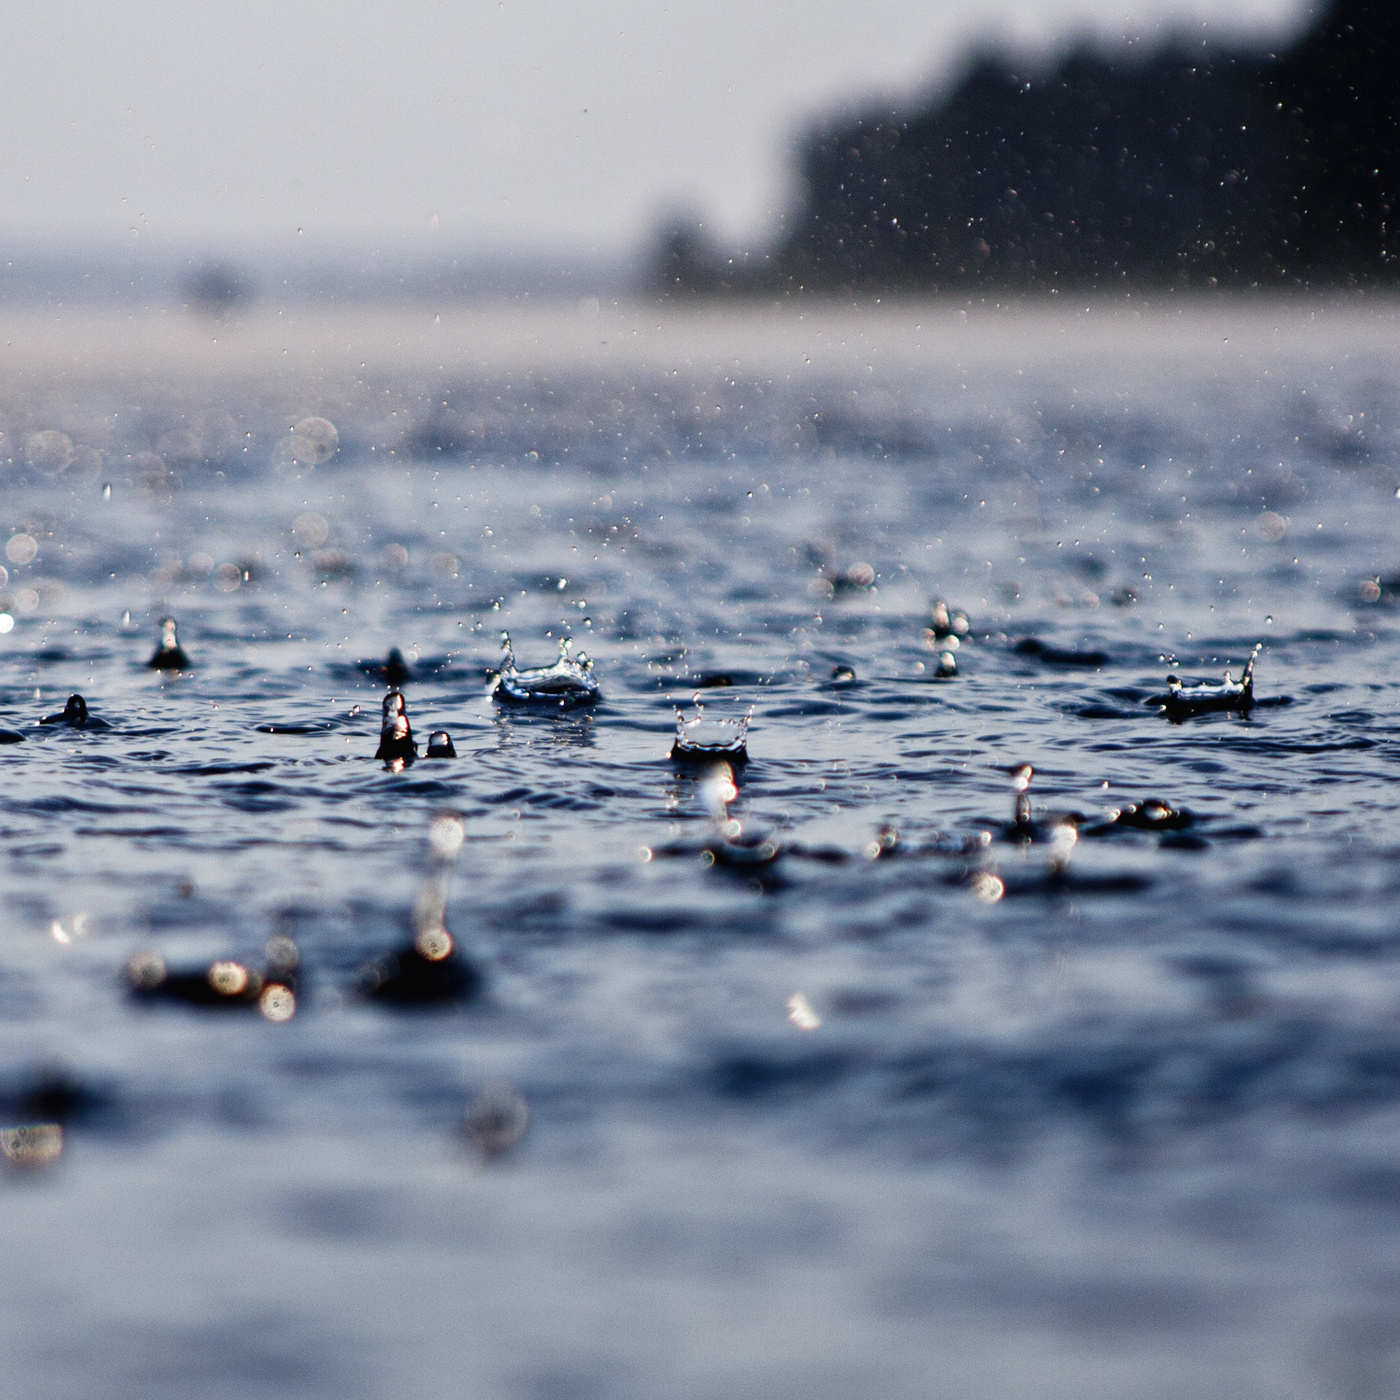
2,298,1400,1398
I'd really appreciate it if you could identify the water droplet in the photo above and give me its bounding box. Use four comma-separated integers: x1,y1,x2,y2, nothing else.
25,430,73,475
463,1082,529,1160
786,992,822,1031
259,984,296,1022
286,417,338,467
5,534,37,567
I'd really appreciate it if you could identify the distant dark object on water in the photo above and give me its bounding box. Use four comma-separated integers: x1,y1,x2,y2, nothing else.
1150,644,1262,721
371,648,412,685
148,616,190,670
40,695,108,729
0,726,25,744
657,0,1400,293
1015,638,1109,668
376,691,417,763
183,262,250,314
830,664,858,686
424,731,457,759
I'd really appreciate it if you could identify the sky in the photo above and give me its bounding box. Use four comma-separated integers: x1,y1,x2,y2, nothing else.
0,0,1308,257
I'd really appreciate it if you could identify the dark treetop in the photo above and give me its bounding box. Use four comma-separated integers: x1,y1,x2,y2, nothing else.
655,0,1400,294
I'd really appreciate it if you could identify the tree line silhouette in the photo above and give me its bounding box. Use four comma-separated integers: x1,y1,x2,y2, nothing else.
654,1,1400,293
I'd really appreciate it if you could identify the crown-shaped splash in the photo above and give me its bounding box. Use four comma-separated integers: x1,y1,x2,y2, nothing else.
492,631,600,705
672,695,752,760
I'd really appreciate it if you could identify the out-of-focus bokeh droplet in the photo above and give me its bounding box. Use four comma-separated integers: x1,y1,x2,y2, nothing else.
292,513,329,547
414,928,453,962
6,534,37,567
970,871,1005,904
288,417,338,465
126,950,167,989
464,1082,528,1161
26,431,73,476
258,984,296,1022
207,960,250,996
428,812,465,862
1,1123,63,1169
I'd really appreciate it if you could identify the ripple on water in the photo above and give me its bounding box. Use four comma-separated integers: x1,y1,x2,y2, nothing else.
3,307,1400,1395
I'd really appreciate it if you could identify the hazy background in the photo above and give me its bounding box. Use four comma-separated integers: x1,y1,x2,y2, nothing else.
0,0,1306,266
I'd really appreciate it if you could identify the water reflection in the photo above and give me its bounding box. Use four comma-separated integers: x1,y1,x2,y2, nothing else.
491,709,596,751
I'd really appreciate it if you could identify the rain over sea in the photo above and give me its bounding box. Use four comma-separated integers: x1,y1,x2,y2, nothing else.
3,296,1400,1398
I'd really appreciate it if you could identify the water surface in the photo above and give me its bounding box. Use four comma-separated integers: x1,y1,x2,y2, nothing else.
2,298,1400,1399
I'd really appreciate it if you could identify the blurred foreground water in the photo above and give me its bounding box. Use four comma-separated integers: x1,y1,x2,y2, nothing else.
3,297,1400,1398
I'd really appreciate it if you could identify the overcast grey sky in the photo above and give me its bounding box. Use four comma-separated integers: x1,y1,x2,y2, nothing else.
0,0,1307,255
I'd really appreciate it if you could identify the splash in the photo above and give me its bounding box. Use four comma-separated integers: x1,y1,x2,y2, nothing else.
375,690,417,764
360,810,480,1005
672,696,752,761
148,616,190,671
491,632,600,706
1156,643,1262,721
123,934,299,1019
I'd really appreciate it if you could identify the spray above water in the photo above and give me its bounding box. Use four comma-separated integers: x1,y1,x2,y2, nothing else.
923,598,970,678
698,761,780,873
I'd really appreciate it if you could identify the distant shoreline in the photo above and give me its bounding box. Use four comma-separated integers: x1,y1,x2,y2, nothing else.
3,295,1397,399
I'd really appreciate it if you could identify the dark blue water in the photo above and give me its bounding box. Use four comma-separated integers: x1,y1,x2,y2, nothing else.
3,300,1400,1398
